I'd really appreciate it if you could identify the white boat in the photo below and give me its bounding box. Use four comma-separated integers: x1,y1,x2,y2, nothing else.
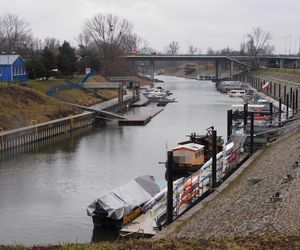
144,92,167,101
144,86,172,97
228,89,246,97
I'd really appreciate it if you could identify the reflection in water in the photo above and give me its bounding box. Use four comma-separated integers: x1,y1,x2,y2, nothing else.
91,228,120,242
0,76,243,245
0,126,94,163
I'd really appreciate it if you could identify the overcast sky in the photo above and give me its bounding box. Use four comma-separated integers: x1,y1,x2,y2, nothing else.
1,0,300,54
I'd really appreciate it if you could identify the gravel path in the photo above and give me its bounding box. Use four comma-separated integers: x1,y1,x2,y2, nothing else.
171,124,300,238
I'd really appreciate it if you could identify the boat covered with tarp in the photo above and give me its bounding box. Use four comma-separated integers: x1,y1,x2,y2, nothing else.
87,175,160,228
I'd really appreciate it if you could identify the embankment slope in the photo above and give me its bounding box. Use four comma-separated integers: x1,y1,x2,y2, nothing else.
165,124,300,238
0,85,80,130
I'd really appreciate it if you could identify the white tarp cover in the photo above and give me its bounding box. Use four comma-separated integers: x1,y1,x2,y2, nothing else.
87,175,159,220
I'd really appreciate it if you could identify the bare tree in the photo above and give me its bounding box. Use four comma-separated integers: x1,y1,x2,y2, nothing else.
187,45,198,55
0,13,32,54
240,42,246,55
247,27,272,68
165,41,180,55
44,37,60,56
80,13,140,74
206,47,215,55
81,13,138,53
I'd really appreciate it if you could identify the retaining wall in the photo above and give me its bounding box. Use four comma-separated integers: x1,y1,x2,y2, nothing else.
0,96,137,152
241,74,299,109
0,112,95,151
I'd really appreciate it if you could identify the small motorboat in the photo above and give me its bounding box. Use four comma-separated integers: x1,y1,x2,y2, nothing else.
228,89,246,97
157,97,177,106
87,175,160,228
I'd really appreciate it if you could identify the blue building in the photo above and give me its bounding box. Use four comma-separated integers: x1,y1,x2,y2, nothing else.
0,55,28,82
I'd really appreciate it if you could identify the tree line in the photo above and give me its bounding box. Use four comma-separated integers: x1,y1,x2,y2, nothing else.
0,12,274,79
0,13,142,79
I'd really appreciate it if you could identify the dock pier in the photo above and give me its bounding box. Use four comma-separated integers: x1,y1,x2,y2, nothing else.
119,107,164,126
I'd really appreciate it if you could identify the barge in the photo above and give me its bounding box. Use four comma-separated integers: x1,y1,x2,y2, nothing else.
168,127,224,174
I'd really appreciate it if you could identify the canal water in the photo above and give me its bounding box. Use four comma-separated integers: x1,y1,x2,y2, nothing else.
0,76,242,245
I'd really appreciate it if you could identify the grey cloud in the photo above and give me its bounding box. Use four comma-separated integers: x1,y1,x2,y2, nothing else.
0,0,299,53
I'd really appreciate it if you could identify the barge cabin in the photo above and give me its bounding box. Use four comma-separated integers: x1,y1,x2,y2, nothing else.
172,143,205,173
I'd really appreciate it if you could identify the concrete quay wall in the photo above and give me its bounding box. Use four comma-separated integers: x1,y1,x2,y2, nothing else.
0,96,137,152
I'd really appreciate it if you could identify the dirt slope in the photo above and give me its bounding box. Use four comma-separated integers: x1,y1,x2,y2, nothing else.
0,85,80,130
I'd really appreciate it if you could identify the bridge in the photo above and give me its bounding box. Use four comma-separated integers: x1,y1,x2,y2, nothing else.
231,55,300,68
124,55,248,81
124,54,300,81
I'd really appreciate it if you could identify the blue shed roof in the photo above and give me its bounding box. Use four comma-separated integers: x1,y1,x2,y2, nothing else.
0,55,24,65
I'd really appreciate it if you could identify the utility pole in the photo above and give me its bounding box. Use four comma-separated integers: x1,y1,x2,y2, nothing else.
298,37,300,55
289,34,291,55
285,36,287,55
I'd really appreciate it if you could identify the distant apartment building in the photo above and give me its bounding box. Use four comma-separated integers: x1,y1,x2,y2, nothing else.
0,54,28,82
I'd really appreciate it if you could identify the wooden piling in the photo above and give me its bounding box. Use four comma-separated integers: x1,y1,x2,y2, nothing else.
279,84,281,99
279,98,282,126
243,103,248,130
286,94,289,120
212,130,217,189
296,89,298,112
269,103,273,123
227,109,232,140
250,112,254,155
166,151,174,225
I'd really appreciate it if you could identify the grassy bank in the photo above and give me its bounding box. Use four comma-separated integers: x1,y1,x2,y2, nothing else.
0,74,154,130
1,235,300,250
264,67,300,75
0,85,80,130
0,75,115,130
252,68,300,83
27,77,104,106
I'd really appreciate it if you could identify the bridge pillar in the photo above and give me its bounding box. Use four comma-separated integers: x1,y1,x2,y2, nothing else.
150,59,155,87
279,59,284,68
230,60,233,79
215,60,221,80
118,83,123,102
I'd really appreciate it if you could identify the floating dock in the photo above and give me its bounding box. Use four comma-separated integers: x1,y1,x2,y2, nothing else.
131,95,150,107
119,107,164,126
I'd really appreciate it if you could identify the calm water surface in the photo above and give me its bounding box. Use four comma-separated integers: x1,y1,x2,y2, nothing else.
0,76,242,245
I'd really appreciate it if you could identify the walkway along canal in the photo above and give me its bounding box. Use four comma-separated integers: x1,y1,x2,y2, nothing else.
0,76,243,245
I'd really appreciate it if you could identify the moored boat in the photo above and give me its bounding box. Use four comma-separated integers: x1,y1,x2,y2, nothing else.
167,128,224,174
228,89,246,97
87,175,160,228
